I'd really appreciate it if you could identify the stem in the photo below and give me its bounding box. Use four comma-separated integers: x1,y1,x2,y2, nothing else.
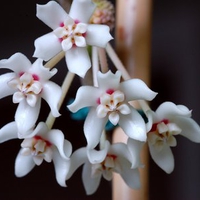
98,47,109,73
92,46,99,87
45,71,75,129
106,43,131,80
44,51,65,69
100,130,107,150
106,42,151,111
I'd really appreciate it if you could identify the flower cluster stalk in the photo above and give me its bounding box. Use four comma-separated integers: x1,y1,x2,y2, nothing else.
106,42,151,112
46,71,75,129
44,51,65,69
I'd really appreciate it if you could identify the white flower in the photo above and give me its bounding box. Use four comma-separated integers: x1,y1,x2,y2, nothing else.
68,70,157,148
67,140,140,195
0,53,62,136
0,121,72,187
33,0,113,78
147,102,200,173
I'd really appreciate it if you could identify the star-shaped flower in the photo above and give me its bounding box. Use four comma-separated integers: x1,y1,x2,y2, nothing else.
67,140,140,195
0,121,72,187
33,0,113,77
0,53,62,136
68,70,157,148
147,102,200,173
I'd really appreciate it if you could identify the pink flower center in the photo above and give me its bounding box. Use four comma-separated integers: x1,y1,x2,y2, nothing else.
106,88,115,95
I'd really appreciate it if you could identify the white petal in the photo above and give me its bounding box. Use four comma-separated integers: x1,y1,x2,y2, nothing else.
26,94,38,107
120,167,141,189
61,37,73,51
84,108,107,149
118,104,131,115
66,147,87,179
15,99,41,137
96,105,108,118
0,53,32,73
113,91,125,102
118,108,147,142
13,92,24,103
148,142,174,174
28,122,49,139
74,36,86,47
33,156,43,165
45,129,72,159
97,70,121,91
167,136,177,147
41,81,62,117
86,24,113,48
119,79,157,102
108,112,119,125
15,149,35,177
30,58,57,81
20,72,32,84
87,140,110,164
167,123,181,135
28,82,42,94
157,122,168,134
65,47,91,78
0,73,16,99
33,32,62,61
69,0,96,23
145,110,154,132
53,149,70,187
45,149,53,163
99,93,111,105
82,161,101,195
102,170,113,181
156,101,191,119
68,86,100,112
36,1,70,29
148,133,158,145
127,139,144,168
53,27,68,38
173,117,200,142
0,122,18,142
74,23,87,33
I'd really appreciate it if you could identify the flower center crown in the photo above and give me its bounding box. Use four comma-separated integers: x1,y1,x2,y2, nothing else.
8,72,43,107
148,120,182,151
96,90,131,125
54,19,87,51
91,154,117,180
21,136,53,165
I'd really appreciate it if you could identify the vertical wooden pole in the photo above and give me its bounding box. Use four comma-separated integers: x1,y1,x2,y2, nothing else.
112,0,152,200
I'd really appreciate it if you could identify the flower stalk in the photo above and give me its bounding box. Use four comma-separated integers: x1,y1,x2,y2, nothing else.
46,71,75,129
44,51,65,69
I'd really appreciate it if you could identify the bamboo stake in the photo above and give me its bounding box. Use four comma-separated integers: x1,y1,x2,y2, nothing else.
112,0,152,200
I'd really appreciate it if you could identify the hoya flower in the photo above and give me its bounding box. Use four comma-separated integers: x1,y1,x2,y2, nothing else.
33,0,113,78
0,121,72,187
147,101,200,173
68,70,157,148
0,53,62,136
67,140,140,195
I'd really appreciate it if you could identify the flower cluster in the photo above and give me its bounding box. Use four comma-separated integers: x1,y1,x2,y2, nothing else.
0,0,200,196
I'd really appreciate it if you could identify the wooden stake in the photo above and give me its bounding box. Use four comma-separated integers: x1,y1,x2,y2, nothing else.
113,0,152,200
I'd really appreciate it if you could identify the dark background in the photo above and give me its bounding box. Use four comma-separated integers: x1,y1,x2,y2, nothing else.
0,0,200,199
